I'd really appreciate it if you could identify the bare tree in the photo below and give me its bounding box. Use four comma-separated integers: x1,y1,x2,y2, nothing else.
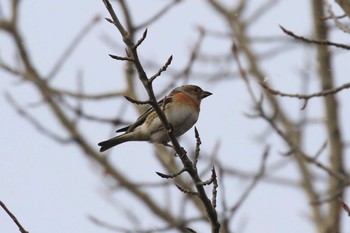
1,0,350,232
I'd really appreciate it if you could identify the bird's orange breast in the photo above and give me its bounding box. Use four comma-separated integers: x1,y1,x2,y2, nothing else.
173,92,200,111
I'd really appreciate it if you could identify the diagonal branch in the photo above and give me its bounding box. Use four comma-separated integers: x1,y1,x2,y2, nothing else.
5,93,71,144
0,200,29,233
109,54,135,62
46,15,101,81
149,55,173,82
101,1,220,232
228,146,269,219
280,25,350,50
1,4,186,231
135,0,181,30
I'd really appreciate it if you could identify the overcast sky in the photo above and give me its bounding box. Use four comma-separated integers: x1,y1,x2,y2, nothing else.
1,1,350,233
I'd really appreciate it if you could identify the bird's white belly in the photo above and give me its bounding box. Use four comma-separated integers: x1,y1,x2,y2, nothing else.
142,106,199,143
168,106,199,137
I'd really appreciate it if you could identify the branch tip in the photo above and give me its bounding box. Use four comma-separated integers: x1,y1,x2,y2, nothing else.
123,95,150,105
175,184,198,195
109,54,134,62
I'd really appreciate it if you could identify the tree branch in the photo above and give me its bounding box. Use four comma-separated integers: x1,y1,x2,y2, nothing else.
0,200,29,233
280,25,350,50
101,1,220,232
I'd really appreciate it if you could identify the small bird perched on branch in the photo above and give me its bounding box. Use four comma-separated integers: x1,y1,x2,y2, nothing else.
98,85,212,152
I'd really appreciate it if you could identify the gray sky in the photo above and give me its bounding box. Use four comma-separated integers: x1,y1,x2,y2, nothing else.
1,0,349,232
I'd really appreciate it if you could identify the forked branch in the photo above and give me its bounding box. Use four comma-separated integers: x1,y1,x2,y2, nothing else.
101,0,220,232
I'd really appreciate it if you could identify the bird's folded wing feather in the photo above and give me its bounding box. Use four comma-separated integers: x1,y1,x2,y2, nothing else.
116,96,173,133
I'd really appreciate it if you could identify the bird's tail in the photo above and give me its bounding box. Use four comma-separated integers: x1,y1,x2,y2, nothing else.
98,135,129,152
98,132,146,152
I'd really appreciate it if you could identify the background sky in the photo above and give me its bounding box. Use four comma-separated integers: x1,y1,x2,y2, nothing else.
1,0,350,233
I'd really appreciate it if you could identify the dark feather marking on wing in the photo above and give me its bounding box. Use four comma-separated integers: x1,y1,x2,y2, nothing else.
115,96,173,133
116,126,129,132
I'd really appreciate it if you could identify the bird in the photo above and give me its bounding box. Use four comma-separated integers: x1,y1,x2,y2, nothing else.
98,85,212,152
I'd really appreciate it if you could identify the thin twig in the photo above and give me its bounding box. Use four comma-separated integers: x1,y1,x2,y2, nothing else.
5,93,70,143
135,0,181,30
47,15,101,81
211,168,218,209
322,0,350,34
60,96,126,124
102,0,129,41
247,0,278,24
311,189,343,205
156,168,186,179
280,25,350,50
50,87,125,100
321,14,346,20
313,140,328,160
338,197,350,216
0,200,29,233
260,81,350,110
0,60,23,77
180,28,205,82
109,54,135,62
193,127,201,166
232,44,257,101
124,95,151,105
89,214,202,233
175,184,198,196
133,28,148,49
149,55,173,82
228,146,270,218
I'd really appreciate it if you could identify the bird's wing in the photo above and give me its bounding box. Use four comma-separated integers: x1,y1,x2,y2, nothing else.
116,96,173,133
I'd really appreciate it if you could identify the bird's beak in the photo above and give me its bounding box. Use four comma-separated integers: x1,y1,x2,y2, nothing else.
201,90,212,99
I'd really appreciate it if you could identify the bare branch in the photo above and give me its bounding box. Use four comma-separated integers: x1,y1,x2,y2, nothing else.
280,25,350,50
59,97,127,125
46,15,101,81
104,17,113,24
2,3,184,229
89,214,201,233
260,81,350,109
156,168,186,179
179,28,205,82
232,43,257,101
109,54,135,62
101,0,130,42
247,0,279,24
124,95,151,105
323,0,350,34
50,87,125,100
335,0,350,18
133,28,148,49
0,200,29,233
313,140,328,160
339,197,350,216
5,93,70,144
255,103,349,183
135,0,181,30
193,127,201,166
311,189,343,205
175,184,198,196
0,60,23,77
321,13,346,20
211,168,218,209
149,55,173,82
228,146,270,217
